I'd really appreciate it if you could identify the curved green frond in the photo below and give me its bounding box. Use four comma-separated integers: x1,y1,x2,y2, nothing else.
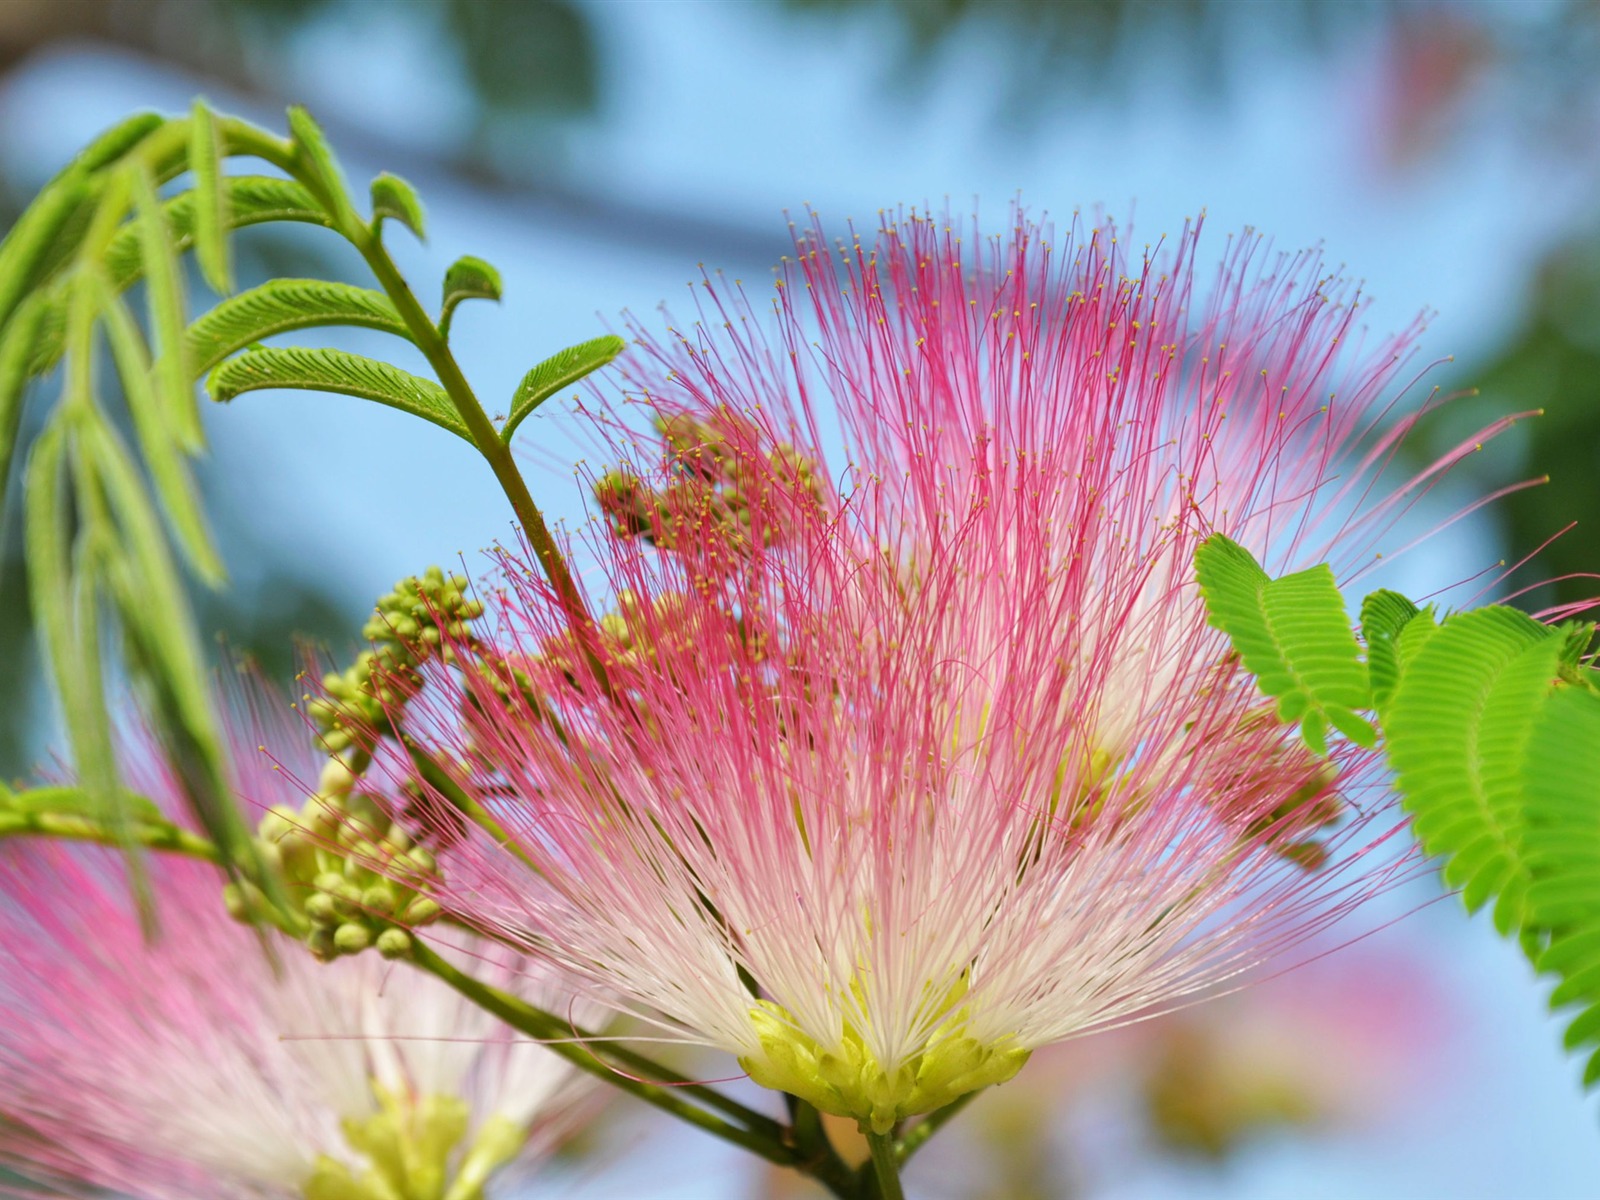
185,279,409,377
1193,534,1374,754
1387,606,1560,932
371,172,426,241
502,334,625,443
287,106,360,230
439,255,502,339
208,345,470,440
187,99,233,296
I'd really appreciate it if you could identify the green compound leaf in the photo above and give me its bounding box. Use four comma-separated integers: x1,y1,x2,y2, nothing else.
1522,685,1600,1086
105,176,332,293
0,112,162,327
370,172,426,241
185,280,410,378
439,255,502,338
1386,606,1560,933
187,99,233,296
1194,534,1375,754
22,177,335,381
502,334,625,444
208,346,470,441
1361,588,1423,712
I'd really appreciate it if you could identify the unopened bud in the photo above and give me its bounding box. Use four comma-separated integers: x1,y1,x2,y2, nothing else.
403,897,442,926
333,923,372,955
375,927,412,959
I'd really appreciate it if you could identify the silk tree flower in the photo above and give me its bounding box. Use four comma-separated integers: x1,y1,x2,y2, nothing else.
390,210,1514,1136
0,713,597,1200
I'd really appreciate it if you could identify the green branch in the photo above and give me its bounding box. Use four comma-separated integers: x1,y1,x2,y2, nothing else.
405,939,806,1169
866,1131,906,1200
0,809,220,861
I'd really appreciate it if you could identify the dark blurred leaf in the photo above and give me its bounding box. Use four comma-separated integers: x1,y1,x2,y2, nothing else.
446,0,598,115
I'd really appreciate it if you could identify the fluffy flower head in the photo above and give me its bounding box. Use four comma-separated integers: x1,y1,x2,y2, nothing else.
400,209,1502,1134
0,710,594,1200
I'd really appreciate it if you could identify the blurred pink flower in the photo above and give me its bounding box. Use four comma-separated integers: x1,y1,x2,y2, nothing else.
394,210,1506,1135
0,705,596,1200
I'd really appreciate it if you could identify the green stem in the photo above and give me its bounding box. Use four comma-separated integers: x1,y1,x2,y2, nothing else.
219,119,612,697
407,939,799,1165
351,224,614,700
896,1091,980,1164
787,1097,860,1198
398,736,544,878
0,811,221,861
866,1131,906,1200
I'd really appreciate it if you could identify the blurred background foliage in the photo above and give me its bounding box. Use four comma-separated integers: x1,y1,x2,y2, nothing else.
2,0,1600,1195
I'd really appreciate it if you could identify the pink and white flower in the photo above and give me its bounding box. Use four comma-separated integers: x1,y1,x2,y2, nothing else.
0,709,596,1200
394,210,1511,1134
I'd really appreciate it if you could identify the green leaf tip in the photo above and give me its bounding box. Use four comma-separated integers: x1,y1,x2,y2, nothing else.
439,255,503,338
502,334,624,443
1193,535,1373,755
188,100,234,295
285,106,357,228
207,345,470,442
370,173,426,241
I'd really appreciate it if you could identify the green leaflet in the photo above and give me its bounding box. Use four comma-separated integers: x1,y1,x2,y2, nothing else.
1386,606,1559,933
0,297,46,536
1359,588,1421,712
208,346,470,441
185,279,410,378
92,273,222,584
131,162,200,454
370,172,426,241
84,416,265,883
106,176,332,292
439,255,502,339
26,177,335,379
0,114,159,328
502,334,625,443
0,120,153,329
187,99,234,296
0,176,91,334
23,423,120,838
1193,535,1375,754
287,106,360,230
1522,685,1600,1085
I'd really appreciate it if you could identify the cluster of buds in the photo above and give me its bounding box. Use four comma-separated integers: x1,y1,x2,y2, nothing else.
224,570,488,959
593,410,823,553
225,757,444,962
307,568,485,753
